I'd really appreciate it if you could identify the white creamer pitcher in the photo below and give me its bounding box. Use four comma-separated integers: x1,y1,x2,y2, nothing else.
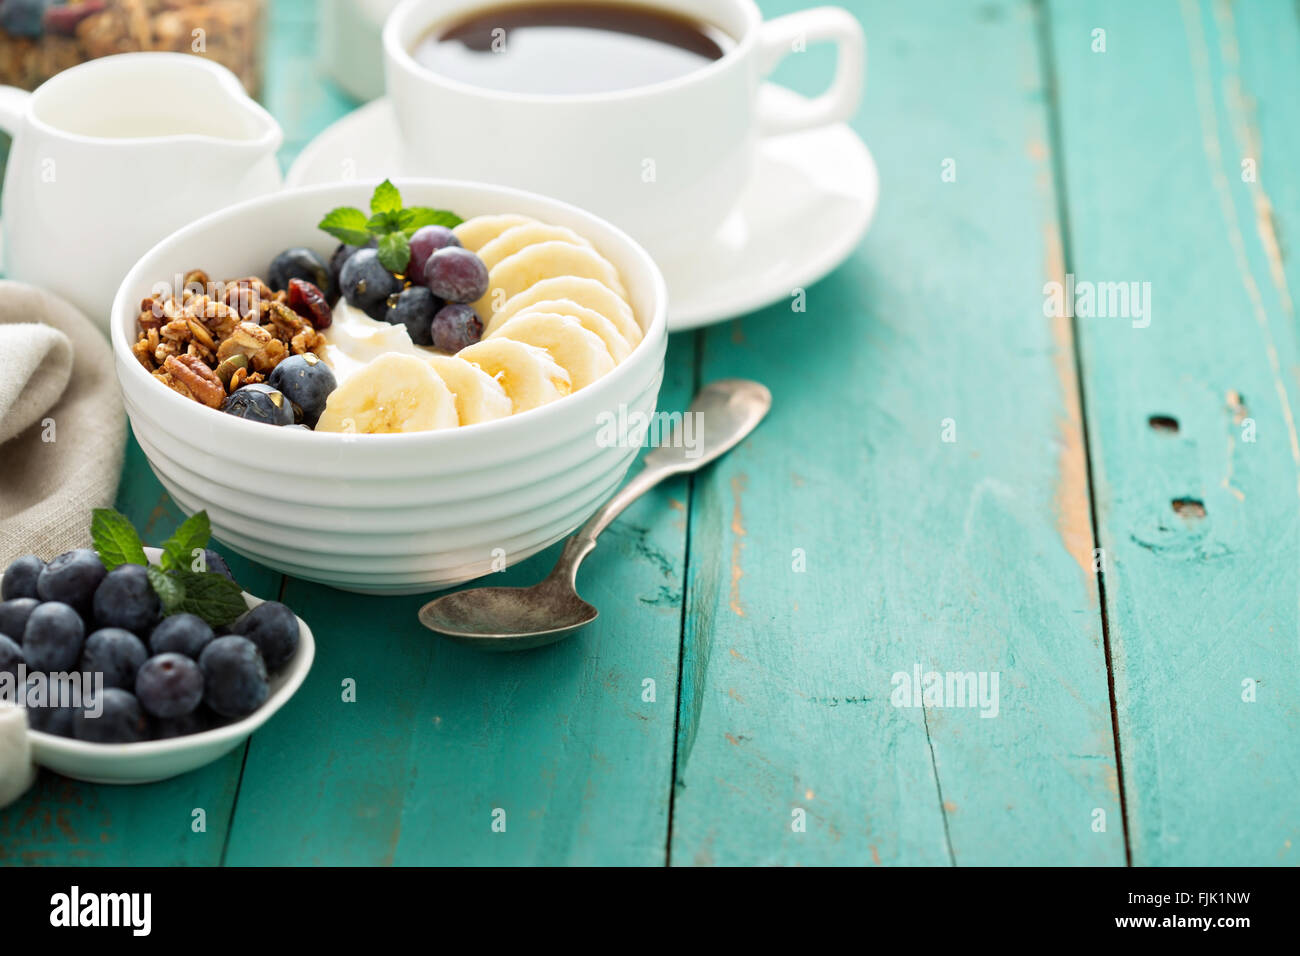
0,53,282,325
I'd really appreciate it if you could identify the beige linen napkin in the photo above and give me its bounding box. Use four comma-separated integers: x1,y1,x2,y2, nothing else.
0,280,125,564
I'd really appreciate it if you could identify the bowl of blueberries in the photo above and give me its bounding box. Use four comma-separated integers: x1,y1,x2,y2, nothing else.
0,510,314,784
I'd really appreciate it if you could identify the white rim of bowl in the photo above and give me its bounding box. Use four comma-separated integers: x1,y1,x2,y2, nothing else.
111,179,668,447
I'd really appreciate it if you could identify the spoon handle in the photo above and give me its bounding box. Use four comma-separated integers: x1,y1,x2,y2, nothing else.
548,379,771,587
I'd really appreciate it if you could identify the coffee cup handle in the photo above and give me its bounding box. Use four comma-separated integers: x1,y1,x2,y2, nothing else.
757,7,865,136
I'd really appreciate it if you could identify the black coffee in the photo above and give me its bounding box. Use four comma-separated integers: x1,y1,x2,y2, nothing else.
412,2,734,95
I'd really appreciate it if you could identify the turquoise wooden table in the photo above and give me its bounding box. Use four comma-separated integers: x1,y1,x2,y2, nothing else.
3,0,1298,867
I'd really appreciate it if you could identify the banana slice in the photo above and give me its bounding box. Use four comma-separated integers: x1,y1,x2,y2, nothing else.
485,277,642,345
490,314,615,390
316,352,458,434
453,214,535,252
425,354,513,424
457,338,571,413
472,241,628,318
499,300,635,362
476,223,593,272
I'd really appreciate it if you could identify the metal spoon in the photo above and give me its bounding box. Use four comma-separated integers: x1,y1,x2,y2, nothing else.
419,379,771,651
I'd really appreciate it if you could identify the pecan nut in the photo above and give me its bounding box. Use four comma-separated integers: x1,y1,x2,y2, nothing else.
161,354,226,409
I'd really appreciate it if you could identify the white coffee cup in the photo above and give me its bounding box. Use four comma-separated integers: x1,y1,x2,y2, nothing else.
383,0,864,257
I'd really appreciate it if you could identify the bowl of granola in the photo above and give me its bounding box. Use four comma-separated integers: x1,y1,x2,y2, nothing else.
110,179,667,594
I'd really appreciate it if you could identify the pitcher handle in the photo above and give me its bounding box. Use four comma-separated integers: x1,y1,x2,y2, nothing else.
0,85,29,134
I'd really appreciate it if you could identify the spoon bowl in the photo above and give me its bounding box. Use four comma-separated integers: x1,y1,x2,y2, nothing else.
419,379,771,650
419,578,597,651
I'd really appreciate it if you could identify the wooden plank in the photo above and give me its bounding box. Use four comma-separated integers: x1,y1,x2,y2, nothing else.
222,340,696,865
0,438,280,865
668,0,1124,865
1046,0,1300,865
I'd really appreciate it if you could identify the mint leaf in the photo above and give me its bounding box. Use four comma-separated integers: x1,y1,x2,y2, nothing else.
377,231,411,274
399,207,464,235
370,179,402,215
170,571,247,627
91,508,147,570
320,186,464,253
366,210,403,235
147,565,185,614
318,206,372,246
160,511,211,572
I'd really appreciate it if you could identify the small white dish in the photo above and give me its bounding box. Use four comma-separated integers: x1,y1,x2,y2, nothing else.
4,548,315,785
285,87,878,331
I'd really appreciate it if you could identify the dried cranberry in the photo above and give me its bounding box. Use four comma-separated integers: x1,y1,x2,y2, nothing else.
287,278,332,330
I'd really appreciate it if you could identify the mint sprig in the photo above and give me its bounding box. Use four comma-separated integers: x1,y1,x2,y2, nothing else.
318,179,464,275
168,570,247,625
91,508,147,570
91,507,247,627
160,511,211,572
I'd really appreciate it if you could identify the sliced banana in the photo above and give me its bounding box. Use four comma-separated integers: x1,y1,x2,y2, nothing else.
472,241,628,318
490,314,614,390
425,354,514,425
485,277,641,345
457,338,572,413
501,299,636,362
316,352,458,434
453,214,535,252
476,223,593,272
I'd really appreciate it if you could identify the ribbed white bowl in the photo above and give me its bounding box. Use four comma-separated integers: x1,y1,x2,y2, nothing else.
111,180,668,594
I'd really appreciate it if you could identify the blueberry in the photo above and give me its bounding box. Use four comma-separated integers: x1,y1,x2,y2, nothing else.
268,247,331,299
36,548,105,617
22,677,75,737
153,708,213,739
1,0,50,38
339,248,402,316
328,238,377,303
388,286,440,346
149,612,215,659
408,225,460,281
198,636,268,718
0,633,24,678
92,563,161,632
268,353,338,428
233,601,299,671
202,549,237,584
221,383,295,426
80,628,149,690
135,653,205,719
423,247,488,304
0,597,38,640
2,554,45,600
431,303,483,352
22,602,85,672
73,688,151,743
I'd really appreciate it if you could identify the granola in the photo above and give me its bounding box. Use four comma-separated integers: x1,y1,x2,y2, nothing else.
133,270,323,407
0,0,263,95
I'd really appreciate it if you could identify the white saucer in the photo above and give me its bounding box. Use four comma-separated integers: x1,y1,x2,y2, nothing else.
286,87,878,331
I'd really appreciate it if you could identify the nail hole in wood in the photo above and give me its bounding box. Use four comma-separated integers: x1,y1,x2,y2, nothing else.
1171,498,1206,519
1148,415,1179,433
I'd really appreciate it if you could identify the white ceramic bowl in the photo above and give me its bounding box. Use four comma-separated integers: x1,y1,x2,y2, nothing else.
111,180,668,594
10,549,315,785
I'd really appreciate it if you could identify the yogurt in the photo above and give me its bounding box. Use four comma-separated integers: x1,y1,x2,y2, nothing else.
318,300,433,381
